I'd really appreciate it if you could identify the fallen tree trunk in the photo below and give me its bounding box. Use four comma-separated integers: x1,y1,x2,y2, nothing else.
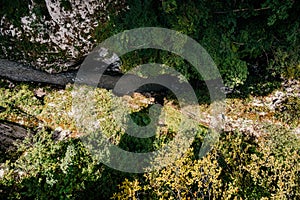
0,59,83,86
0,59,192,94
0,120,70,151
0,121,29,151
0,59,130,89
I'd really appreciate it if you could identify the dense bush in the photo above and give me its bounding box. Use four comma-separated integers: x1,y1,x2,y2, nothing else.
0,79,299,199
1,123,299,199
113,127,300,199
0,129,139,199
112,0,299,87
0,129,97,199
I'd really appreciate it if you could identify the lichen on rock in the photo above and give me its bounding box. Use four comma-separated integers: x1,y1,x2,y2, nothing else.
0,0,127,73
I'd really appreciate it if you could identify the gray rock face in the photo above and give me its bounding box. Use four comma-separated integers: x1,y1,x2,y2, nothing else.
0,0,127,73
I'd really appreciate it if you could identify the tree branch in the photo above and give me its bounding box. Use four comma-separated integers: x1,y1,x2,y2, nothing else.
214,7,270,14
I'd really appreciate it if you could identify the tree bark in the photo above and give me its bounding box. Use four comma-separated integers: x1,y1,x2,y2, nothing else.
0,59,189,94
0,121,29,151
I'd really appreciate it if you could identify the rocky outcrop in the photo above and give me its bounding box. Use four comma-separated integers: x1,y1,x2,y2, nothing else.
0,0,127,73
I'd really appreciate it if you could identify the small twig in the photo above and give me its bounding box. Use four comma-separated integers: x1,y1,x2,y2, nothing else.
214,7,270,14
166,186,177,199
262,46,269,66
232,42,245,46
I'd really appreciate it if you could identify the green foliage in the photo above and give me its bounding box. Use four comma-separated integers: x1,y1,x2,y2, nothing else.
245,125,300,199
1,1,300,197
0,0,31,25
0,80,44,127
113,129,300,199
262,0,295,26
0,80,299,199
2,125,299,199
269,47,300,79
111,178,142,200
1,0,299,87
109,0,299,88
275,96,300,128
0,129,100,199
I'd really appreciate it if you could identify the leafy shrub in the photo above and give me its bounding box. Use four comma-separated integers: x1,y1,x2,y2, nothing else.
0,81,207,199
1,79,299,199
113,127,300,199
269,48,300,79
0,81,44,127
0,129,102,199
110,0,299,88
275,96,300,128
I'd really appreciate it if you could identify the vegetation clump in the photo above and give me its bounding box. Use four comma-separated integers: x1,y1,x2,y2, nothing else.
0,79,299,199
0,0,299,199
